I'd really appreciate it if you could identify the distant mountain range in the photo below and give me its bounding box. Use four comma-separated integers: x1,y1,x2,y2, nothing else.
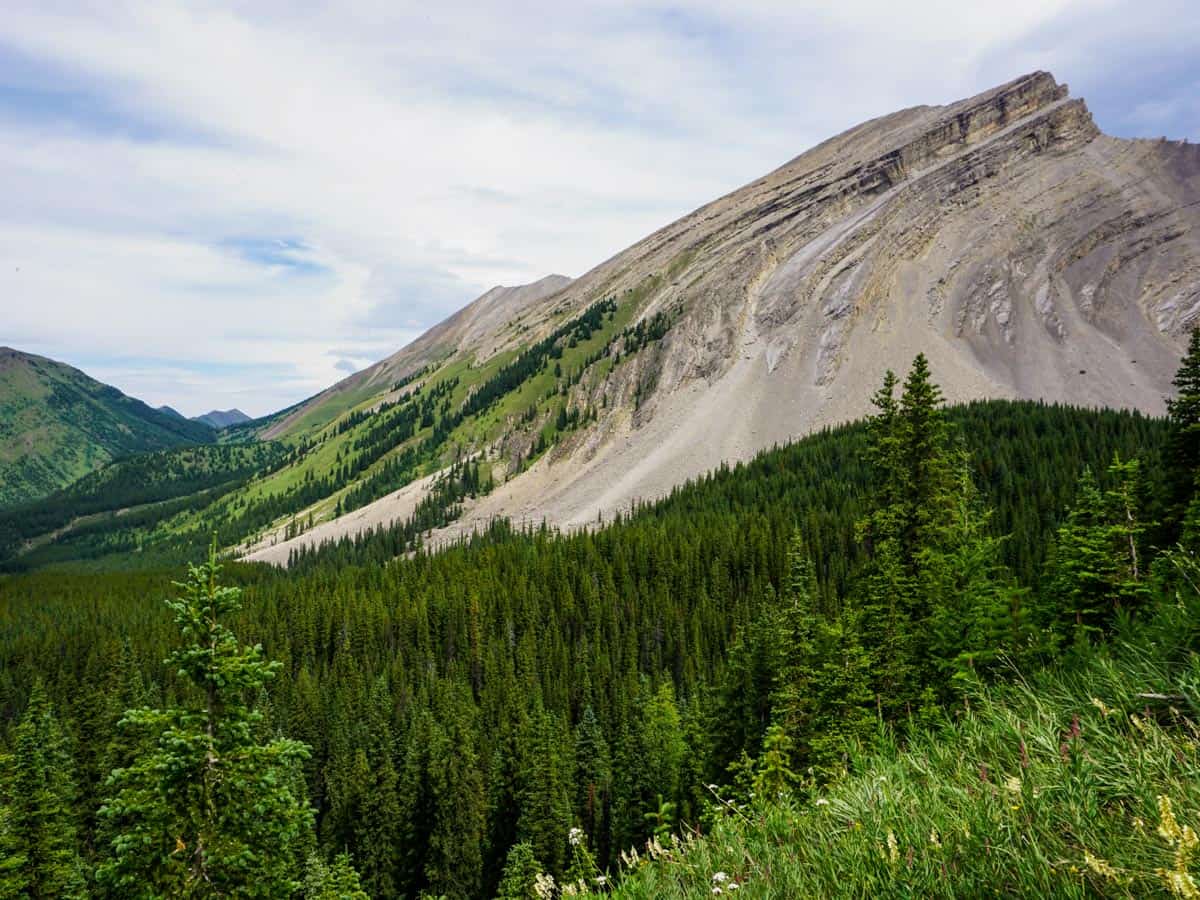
192,409,252,429
0,347,213,507
159,405,252,429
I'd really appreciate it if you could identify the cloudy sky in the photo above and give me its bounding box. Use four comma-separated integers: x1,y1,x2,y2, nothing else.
2,1,1197,417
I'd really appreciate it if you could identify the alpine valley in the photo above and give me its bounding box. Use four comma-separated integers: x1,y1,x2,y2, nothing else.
4,70,1200,900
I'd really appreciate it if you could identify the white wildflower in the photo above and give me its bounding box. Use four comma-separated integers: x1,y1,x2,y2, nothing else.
712,871,729,884
815,797,830,807
569,826,584,847
534,872,557,900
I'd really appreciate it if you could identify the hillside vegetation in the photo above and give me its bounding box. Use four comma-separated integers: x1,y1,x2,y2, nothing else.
602,587,1200,898
0,347,213,507
3,330,1198,898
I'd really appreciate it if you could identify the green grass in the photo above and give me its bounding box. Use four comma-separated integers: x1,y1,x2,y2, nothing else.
603,589,1200,898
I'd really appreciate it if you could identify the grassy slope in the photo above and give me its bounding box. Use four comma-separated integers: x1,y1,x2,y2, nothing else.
0,348,213,507
605,594,1200,899
158,296,639,548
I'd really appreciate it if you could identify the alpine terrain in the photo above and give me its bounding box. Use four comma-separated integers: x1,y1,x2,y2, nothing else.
242,71,1200,564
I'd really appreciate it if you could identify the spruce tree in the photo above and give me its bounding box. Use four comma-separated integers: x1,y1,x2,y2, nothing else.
771,531,820,766
496,841,542,899
304,852,369,900
1164,326,1200,542
1044,467,1116,643
0,682,88,899
97,543,313,898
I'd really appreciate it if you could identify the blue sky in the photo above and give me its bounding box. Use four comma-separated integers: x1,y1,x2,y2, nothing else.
1,1,1197,417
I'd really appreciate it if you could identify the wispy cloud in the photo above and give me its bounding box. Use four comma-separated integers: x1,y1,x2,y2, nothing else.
0,0,1195,416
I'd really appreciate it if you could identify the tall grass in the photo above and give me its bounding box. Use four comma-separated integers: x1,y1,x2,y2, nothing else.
601,563,1200,898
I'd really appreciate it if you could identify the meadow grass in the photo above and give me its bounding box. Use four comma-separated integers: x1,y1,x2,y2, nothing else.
606,601,1200,898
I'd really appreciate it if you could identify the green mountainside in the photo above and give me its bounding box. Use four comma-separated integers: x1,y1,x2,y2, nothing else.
0,347,214,507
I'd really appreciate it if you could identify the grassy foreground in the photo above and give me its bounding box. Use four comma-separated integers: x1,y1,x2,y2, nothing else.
601,565,1200,898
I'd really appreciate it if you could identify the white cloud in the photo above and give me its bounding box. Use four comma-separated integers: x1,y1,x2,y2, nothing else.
0,0,1193,415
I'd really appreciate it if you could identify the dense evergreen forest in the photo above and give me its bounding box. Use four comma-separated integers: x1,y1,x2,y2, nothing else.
2,338,1199,898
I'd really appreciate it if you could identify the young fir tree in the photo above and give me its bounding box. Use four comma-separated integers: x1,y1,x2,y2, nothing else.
805,603,876,778
770,531,820,766
423,682,485,899
1163,326,1200,543
753,723,799,801
1044,467,1119,644
496,841,542,900
573,705,611,846
0,681,88,899
928,459,1027,688
1045,456,1155,643
96,543,315,898
303,852,369,900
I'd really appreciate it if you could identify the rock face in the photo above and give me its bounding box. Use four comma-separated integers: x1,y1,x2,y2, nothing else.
253,72,1200,559
448,71,1200,534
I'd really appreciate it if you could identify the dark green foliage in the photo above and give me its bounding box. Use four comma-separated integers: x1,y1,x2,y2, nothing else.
0,397,1175,897
495,841,542,899
304,852,369,900
0,443,286,567
1163,326,1200,542
95,545,312,897
0,682,88,898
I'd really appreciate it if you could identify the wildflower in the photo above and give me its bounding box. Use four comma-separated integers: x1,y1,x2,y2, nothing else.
534,872,558,900
1004,775,1022,795
1091,697,1113,717
712,889,722,896
1083,850,1120,882
647,836,668,860
815,798,830,807
1156,795,1200,898
596,874,608,887
886,829,900,864
929,827,942,850
712,872,729,884
569,826,584,847
729,883,740,891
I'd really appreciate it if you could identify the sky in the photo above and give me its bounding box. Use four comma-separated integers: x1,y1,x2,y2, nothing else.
1,1,1197,417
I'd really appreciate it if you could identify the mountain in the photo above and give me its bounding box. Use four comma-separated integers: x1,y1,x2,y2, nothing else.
239,71,1199,564
192,408,252,429
158,405,186,419
0,347,215,507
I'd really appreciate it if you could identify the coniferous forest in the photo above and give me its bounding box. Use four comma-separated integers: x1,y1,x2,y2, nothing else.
3,341,1200,898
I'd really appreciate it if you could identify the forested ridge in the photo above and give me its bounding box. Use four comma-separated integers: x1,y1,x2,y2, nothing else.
2,338,1199,898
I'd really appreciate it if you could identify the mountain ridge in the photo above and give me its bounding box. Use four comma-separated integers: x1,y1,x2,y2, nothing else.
243,70,1200,564
0,347,215,507
192,408,252,429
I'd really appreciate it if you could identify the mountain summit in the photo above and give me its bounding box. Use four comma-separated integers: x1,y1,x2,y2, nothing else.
238,73,1200,560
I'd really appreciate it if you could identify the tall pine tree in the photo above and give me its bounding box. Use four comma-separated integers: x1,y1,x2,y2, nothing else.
97,544,314,897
